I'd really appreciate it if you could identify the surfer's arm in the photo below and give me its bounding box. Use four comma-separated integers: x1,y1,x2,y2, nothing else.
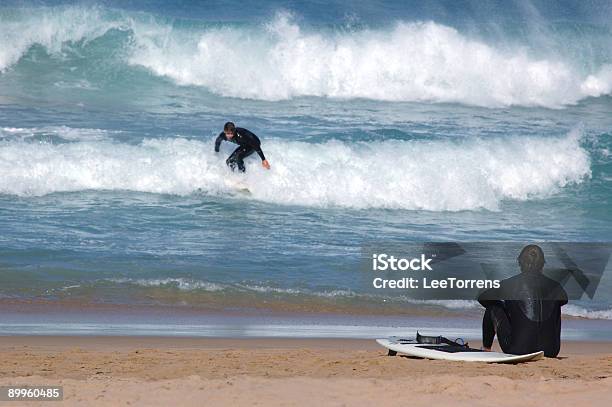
245,135,268,165
214,132,226,152
238,128,266,161
243,132,266,160
254,145,266,161
253,143,270,169
236,128,270,169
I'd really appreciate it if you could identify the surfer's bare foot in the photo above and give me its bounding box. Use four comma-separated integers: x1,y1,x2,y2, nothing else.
482,346,492,352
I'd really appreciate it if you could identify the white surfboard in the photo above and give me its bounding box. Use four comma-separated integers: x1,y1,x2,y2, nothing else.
224,179,251,195
377,337,544,363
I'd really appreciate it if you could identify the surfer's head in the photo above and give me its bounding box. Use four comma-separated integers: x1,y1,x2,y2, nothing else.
224,122,236,139
518,245,545,273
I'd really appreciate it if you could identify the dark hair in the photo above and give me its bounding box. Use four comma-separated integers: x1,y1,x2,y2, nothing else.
224,122,236,133
518,245,545,273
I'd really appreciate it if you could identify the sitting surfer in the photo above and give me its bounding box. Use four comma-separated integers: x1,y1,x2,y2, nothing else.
214,122,270,172
478,245,568,357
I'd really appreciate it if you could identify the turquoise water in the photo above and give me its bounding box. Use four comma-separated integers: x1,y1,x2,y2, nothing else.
0,1,611,322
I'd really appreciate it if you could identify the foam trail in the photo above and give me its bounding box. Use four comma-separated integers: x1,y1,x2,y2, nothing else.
0,129,590,211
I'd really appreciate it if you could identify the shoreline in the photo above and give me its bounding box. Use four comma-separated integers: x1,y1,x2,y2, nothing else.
0,295,482,318
2,299,612,341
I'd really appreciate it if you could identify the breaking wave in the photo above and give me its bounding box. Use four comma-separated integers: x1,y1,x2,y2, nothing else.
0,127,591,211
1,6,611,107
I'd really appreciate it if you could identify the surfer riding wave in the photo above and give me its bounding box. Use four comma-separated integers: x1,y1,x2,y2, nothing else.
215,122,271,172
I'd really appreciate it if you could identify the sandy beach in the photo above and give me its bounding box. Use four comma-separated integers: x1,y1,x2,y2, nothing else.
1,2,611,407
0,336,610,406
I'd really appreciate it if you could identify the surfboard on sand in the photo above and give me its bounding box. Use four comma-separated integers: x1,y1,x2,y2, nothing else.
377,337,544,363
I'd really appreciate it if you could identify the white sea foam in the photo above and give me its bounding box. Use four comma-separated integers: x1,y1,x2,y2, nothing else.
0,129,590,211
561,304,612,320
405,300,612,320
0,126,118,141
1,6,611,107
105,278,354,297
235,284,357,298
405,301,612,320
107,278,227,292
101,279,612,320
0,6,125,72
129,12,612,107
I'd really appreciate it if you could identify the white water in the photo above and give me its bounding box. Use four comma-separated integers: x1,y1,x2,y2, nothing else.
1,6,611,107
91,279,612,320
0,128,590,211
131,12,612,107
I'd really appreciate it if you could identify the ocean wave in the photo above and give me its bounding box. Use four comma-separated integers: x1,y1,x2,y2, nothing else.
0,128,590,210
561,304,612,320
103,278,357,297
130,12,612,107
107,277,227,292
0,126,120,142
1,6,611,107
254,130,590,211
0,6,126,72
85,279,612,320
106,277,227,292
98,278,476,305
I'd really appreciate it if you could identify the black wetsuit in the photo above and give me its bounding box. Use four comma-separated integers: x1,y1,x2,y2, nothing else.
214,127,266,172
478,272,568,357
